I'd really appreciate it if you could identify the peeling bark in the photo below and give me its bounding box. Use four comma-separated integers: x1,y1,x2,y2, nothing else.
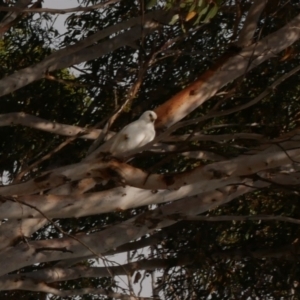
154,13,300,129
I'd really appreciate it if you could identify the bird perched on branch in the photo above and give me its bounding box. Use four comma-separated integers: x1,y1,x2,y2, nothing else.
109,110,157,156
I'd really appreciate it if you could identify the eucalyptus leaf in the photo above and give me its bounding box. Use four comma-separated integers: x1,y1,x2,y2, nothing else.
169,14,179,25
203,4,219,23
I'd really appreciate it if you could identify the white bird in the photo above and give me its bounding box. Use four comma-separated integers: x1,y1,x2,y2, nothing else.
109,110,157,156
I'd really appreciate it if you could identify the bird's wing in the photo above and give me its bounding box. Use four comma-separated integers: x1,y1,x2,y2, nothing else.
135,123,155,145
110,121,140,154
110,120,155,155
110,131,131,154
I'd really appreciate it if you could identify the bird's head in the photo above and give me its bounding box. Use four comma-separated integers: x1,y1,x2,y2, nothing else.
140,110,157,123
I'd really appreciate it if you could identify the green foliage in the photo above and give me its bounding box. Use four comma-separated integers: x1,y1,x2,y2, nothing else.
166,0,221,25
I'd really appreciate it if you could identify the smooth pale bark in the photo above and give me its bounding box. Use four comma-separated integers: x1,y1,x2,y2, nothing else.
1,139,299,196
0,159,110,195
0,141,298,222
0,177,240,219
18,180,269,269
0,177,95,251
0,180,264,275
106,142,300,190
64,138,300,175
0,218,47,250
0,112,101,139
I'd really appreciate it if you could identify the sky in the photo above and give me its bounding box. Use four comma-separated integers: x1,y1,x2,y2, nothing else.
44,0,74,32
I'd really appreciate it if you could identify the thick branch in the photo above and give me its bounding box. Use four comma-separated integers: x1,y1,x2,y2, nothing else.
0,138,299,201
0,178,238,219
0,180,260,275
154,12,300,129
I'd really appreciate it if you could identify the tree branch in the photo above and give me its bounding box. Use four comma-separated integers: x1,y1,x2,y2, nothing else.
0,180,260,275
153,12,300,129
235,0,268,47
0,112,100,139
0,10,171,97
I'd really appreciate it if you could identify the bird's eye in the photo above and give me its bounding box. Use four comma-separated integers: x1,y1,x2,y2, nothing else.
149,114,154,122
